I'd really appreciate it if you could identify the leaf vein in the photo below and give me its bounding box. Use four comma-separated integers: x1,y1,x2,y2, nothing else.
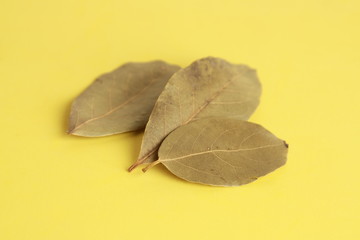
70,77,157,133
160,144,283,162
173,160,220,177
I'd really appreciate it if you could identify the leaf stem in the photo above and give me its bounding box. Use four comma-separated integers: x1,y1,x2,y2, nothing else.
128,162,141,172
142,160,161,173
127,148,157,172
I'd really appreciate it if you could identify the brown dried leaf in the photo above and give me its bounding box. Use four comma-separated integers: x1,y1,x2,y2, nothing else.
129,57,261,170
150,118,288,187
68,61,180,137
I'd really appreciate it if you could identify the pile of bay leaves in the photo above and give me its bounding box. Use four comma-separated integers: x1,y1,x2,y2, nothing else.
68,57,288,187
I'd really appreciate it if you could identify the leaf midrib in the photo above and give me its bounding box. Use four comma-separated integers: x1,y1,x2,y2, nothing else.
160,143,283,162
69,77,158,133
137,79,234,162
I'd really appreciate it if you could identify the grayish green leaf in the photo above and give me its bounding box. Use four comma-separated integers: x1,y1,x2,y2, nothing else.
129,57,261,171
68,61,180,137
153,118,288,186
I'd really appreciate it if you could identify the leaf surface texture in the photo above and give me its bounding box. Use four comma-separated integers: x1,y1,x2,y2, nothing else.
157,118,288,186
68,61,180,137
130,57,261,169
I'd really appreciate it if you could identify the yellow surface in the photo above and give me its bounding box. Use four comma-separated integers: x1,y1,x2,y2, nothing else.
1,0,359,239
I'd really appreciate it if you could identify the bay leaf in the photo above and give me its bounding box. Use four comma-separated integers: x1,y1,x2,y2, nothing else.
145,118,288,187
129,57,261,171
68,61,180,137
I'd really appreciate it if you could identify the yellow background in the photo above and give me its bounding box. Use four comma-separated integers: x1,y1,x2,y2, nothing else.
1,0,359,239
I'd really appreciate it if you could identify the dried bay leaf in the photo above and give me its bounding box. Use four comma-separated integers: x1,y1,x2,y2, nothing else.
145,118,288,187
68,61,180,137
129,57,261,171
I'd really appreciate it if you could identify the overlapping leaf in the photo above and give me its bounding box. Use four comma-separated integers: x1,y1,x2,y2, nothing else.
67,57,287,187
129,57,261,170
68,61,180,137
149,118,288,186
